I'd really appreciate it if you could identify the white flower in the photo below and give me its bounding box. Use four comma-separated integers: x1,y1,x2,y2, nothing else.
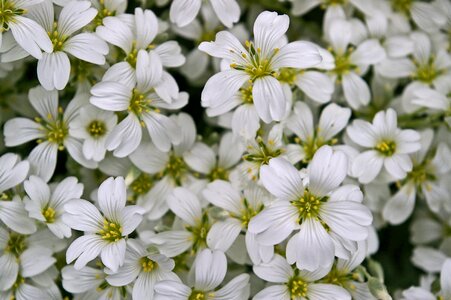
3,86,97,182
240,124,285,182
347,108,421,184
0,0,52,59
63,176,145,272
126,113,206,221
199,11,322,123
148,187,211,257
248,146,373,271
0,227,56,294
31,0,109,90
377,32,451,102
24,175,83,239
202,180,272,263
154,249,250,300
286,101,351,164
106,239,178,300
170,0,240,28
0,153,36,234
96,7,185,94
90,50,187,157
69,104,117,162
382,130,451,224
62,264,128,299
325,18,386,109
402,259,451,300
253,254,351,300
412,87,451,127
184,132,244,182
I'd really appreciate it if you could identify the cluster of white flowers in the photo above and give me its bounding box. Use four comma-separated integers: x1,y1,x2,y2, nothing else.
0,0,450,299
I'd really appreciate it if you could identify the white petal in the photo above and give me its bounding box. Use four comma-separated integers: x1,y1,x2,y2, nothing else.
106,114,142,157
97,177,126,222
253,254,292,283
206,218,242,251
142,112,181,152
342,72,370,109
308,146,347,196
295,218,334,271
66,234,105,270
295,71,334,103
28,141,58,182
20,246,55,277
248,202,298,246
320,201,372,241
37,52,71,91
210,0,240,28
201,70,248,109
253,76,286,123
63,199,103,232
3,118,44,147
202,180,242,215
253,285,290,300
64,33,109,65
318,103,351,141
0,253,18,290
272,41,322,69
90,81,131,111
253,11,289,58
231,104,260,139
382,183,416,225
308,283,351,300
350,39,386,65
351,151,383,184
260,157,304,201
9,16,52,59
167,187,201,226
96,17,133,54
58,1,97,36
0,201,37,234
194,249,227,291
184,142,216,174
101,239,126,272
169,0,201,27
383,154,412,180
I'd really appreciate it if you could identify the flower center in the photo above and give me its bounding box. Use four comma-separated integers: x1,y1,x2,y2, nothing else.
243,136,283,166
87,120,107,138
128,89,152,116
189,290,206,300
208,167,229,181
48,22,69,52
185,213,210,252
277,68,298,85
98,219,123,242
36,108,69,151
391,0,412,14
413,57,441,84
93,0,115,27
125,46,139,68
42,206,56,223
240,85,254,104
5,232,27,258
331,48,357,80
130,173,154,196
295,135,338,164
287,277,308,299
140,257,157,272
236,198,264,227
163,154,188,185
291,190,326,220
230,40,278,81
0,1,25,32
407,163,436,186
375,140,397,156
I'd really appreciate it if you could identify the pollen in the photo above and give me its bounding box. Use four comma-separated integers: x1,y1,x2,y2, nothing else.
128,89,152,116
42,206,56,223
291,190,326,220
229,40,279,81
140,257,157,272
375,140,397,156
0,1,26,32
189,290,206,300
87,120,107,138
287,277,308,299
48,22,68,52
98,219,123,242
